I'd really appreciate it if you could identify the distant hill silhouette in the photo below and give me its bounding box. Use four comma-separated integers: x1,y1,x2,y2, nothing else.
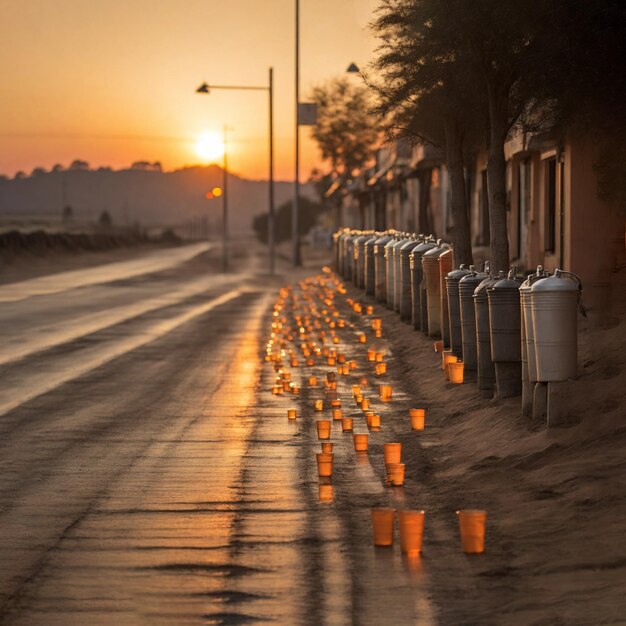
0,165,311,232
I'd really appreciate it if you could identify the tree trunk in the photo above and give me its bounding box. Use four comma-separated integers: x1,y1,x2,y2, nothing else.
444,117,474,266
417,168,433,235
486,82,511,274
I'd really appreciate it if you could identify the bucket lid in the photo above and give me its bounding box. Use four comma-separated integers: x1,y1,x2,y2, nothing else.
374,234,394,245
423,240,450,260
530,268,582,293
490,269,523,292
446,264,471,282
520,265,549,291
459,266,488,288
400,238,421,252
473,271,506,297
410,237,437,256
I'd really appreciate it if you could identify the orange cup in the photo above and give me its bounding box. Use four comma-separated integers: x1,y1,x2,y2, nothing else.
287,408,298,420
384,442,402,464
361,398,370,410
398,510,425,555
369,414,381,429
321,442,334,453
375,329,382,338
449,361,464,384
316,420,331,440
353,433,369,452
327,357,336,366
352,384,361,396
308,376,318,387
342,417,353,432
330,399,341,408
410,408,425,430
443,353,458,380
319,484,334,502
371,318,382,330
442,349,454,370
386,463,405,486
379,384,393,402
366,305,374,315
332,408,343,421
375,363,387,376
316,452,334,477
375,352,384,363
292,386,300,395
354,393,363,405
358,333,367,344
371,508,395,546
367,349,377,362
457,509,487,554
348,360,358,370
314,399,323,411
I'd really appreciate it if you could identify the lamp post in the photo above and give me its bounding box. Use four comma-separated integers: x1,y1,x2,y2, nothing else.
196,68,275,275
222,124,229,272
294,0,301,267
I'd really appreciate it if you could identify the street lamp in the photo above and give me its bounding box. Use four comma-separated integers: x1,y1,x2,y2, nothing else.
294,0,301,268
195,68,275,275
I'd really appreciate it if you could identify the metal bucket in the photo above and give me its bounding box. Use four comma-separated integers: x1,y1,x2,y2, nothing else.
438,249,454,347
488,271,523,363
392,236,409,313
409,238,436,330
531,269,582,382
354,233,371,290
374,233,394,302
384,237,397,309
473,272,503,396
422,243,449,338
445,264,470,357
364,234,378,296
399,237,422,321
458,268,488,371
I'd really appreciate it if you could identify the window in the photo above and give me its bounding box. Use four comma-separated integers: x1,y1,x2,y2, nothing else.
517,159,531,260
545,158,557,252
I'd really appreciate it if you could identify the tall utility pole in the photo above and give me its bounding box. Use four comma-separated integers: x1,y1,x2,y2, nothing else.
222,124,229,273
293,0,302,266
195,71,275,275
268,67,275,275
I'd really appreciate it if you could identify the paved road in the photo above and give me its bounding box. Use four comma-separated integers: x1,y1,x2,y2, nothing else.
0,245,434,625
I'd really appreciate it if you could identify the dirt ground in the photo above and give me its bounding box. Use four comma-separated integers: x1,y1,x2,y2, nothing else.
335,267,626,624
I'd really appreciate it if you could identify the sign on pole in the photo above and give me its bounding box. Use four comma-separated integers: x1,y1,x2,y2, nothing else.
297,102,317,126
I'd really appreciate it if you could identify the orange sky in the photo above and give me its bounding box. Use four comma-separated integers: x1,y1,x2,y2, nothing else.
0,0,379,181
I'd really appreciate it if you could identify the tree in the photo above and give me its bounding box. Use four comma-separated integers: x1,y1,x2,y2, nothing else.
70,159,89,171
98,210,113,229
253,197,326,245
31,167,47,177
372,0,556,272
311,77,378,178
372,2,488,265
62,205,74,223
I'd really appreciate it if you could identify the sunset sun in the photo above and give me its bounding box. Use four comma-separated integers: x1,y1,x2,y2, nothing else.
195,131,225,162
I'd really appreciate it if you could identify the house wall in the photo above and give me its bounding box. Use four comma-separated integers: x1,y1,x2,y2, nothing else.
566,135,623,303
